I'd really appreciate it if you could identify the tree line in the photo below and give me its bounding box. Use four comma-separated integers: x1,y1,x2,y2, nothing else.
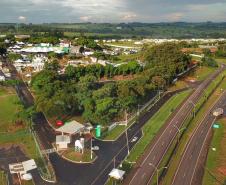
31,43,192,126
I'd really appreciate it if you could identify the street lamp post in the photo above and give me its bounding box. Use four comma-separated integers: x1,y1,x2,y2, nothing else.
189,100,196,118
173,125,186,143
125,128,130,155
149,163,167,185
90,137,93,160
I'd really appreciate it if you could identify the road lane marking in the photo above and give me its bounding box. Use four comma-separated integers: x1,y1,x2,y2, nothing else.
171,92,226,185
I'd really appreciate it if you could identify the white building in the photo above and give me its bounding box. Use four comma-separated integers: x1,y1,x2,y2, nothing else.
0,75,5,81
56,135,71,151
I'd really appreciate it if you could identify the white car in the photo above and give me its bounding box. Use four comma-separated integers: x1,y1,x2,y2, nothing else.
131,136,138,143
92,146,100,151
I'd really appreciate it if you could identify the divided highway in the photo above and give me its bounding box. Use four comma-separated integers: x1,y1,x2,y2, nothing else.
172,91,226,185
124,65,226,185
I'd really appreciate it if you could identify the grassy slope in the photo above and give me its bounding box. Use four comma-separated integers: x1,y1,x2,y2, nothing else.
126,90,191,162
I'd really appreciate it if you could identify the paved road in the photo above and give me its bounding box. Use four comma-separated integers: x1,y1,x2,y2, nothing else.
172,91,226,185
124,65,226,185
2,56,185,185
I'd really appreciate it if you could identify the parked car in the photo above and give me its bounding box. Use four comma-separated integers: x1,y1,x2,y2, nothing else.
131,136,138,143
92,146,100,151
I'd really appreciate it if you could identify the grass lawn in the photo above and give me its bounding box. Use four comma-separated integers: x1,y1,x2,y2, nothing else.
189,66,216,81
125,90,191,163
168,80,188,91
0,171,7,185
102,125,127,141
202,118,226,185
21,180,35,185
159,75,226,185
215,57,226,65
0,87,23,133
63,148,96,163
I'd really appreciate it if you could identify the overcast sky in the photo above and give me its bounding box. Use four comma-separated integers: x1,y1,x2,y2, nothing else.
0,0,226,23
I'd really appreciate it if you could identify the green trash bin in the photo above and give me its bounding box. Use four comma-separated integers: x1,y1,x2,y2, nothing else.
95,125,101,138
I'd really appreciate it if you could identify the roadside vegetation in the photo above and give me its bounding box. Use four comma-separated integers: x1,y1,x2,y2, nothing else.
0,171,7,185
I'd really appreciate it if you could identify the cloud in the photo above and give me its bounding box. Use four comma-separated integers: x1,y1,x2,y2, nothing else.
122,13,137,21
80,16,91,22
18,16,26,21
0,0,226,23
167,12,184,21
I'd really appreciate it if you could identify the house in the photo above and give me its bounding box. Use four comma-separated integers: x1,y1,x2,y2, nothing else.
30,56,47,72
9,159,37,176
15,35,30,39
70,46,84,55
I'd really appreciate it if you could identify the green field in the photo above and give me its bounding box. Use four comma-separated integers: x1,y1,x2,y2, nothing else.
0,87,22,133
125,90,191,163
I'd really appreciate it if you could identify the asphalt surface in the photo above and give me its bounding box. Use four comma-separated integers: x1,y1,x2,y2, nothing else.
124,65,226,185
172,91,226,185
2,56,186,185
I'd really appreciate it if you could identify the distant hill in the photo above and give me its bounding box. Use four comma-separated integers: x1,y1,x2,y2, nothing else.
1,22,226,39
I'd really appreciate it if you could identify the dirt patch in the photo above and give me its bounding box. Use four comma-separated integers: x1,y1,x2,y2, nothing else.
100,74,135,82
218,167,226,176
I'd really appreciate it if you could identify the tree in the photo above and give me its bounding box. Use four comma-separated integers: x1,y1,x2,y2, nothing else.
44,60,60,71
0,42,7,56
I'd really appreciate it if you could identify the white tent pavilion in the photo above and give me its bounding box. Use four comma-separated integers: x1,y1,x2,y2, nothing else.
109,168,125,180
9,159,37,175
